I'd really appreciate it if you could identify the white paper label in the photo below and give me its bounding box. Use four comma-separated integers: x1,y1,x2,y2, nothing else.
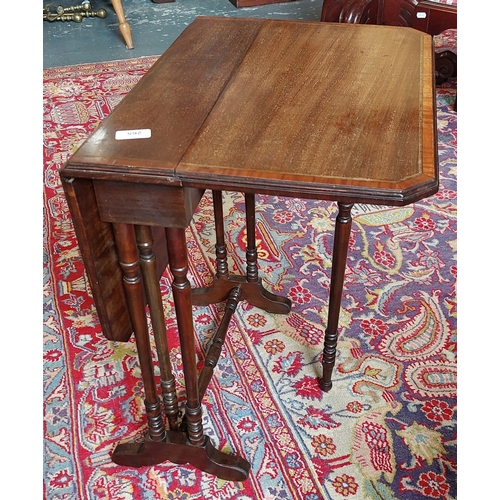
115,129,152,140
416,12,427,18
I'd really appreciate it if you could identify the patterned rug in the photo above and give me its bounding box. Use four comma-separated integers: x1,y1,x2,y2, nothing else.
43,57,457,499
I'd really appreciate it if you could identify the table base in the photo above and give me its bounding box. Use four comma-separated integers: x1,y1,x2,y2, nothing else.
192,275,291,313
107,192,354,479
109,191,298,479
112,433,250,481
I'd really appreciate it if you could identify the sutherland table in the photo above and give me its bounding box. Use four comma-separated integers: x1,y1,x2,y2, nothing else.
60,17,439,481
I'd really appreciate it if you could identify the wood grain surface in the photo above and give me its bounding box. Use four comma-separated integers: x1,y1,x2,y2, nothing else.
178,20,437,204
64,16,438,205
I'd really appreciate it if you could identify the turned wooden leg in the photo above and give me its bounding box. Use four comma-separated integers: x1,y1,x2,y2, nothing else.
191,191,232,305
135,225,179,431
191,191,291,314
213,190,230,281
111,223,166,441
244,193,259,283
110,0,133,49
165,227,204,446
319,203,354,392
110,224,250,480
240,192,291,313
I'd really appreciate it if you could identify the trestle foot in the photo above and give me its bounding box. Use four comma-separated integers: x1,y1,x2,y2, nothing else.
192,275,291,314
111,432,250,481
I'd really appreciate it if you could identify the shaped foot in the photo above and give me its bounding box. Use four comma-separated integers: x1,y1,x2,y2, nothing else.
192,275,291,315
111,432,250,481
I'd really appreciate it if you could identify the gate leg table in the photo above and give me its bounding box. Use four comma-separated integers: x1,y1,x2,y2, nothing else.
60,16,438,481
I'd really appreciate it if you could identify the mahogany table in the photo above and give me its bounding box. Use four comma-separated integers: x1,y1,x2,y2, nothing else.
60,16,438,481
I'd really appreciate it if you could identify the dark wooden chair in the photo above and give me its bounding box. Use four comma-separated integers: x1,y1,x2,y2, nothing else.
320,0,457,108
320,0,456,34
434,28,457,83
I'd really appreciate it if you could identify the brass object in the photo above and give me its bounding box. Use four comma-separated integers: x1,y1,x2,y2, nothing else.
43,1,107,22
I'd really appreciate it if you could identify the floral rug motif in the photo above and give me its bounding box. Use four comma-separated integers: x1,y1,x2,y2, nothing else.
43,57,457,499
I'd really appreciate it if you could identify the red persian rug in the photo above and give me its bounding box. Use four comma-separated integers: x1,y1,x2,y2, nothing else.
43,57,457,499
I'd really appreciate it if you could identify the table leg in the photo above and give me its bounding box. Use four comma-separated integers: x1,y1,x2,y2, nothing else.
213,190,230,281
109,0,133,49
135,225,179,431
244,192,259,283
109,224,250,480
164,227,251,479
191,191,231,305
191,191,291,314
164,227,204,446
319,203,354,392
110,223,166,441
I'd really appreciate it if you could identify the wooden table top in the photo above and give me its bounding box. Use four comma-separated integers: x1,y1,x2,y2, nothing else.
65,16,438,206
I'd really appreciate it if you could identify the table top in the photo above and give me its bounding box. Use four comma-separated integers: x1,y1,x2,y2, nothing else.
64,16,438,206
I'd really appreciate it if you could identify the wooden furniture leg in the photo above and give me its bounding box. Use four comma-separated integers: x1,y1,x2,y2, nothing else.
165,227,205,447
319,203,354,392
110,0,133,49
244,192,260,284
191,191,291,315
435,50,457,84
242,192,291,312
110,224,250,480
135,225,179,431
111,224,167,441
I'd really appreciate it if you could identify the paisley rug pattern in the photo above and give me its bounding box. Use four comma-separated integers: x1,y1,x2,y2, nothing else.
43,57,457,499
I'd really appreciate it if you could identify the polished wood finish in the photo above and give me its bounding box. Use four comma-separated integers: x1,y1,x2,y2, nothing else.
407,0,456,35
61,178,169,341
191,191,292,314
135,225,179,431
112,223,166,442
61,177,133,341
93,180,204,228
65,18,263,180
112,433,250,481
165,227,204,446
178,21,438,206
60,17,438,480
198,286,243,399
435,49,457,83
110,0,133,49
321,0,456,36
111,223,252,479
319,203,354,391
320,0,457,107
